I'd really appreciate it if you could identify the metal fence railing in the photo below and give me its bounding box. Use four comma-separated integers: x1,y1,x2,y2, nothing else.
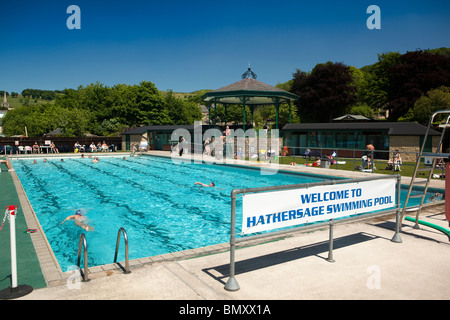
282,146,446,178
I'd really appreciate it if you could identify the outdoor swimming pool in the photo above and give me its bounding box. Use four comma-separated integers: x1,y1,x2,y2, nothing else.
11,155,441,271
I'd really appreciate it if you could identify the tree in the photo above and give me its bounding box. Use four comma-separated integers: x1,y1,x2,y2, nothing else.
291,62,356,122
409,86,450,123
359,52,401,112
348,104,374,118
387,50,450,120
164,91,202,125
2,103,94,137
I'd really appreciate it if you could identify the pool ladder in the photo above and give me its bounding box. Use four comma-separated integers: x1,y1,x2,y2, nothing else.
114,227,131,274
77,227,131,282
401,110,450,228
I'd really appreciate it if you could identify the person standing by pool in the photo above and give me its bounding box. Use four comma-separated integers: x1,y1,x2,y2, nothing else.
204,137,211,156
60,210,94,231
32,142,39,154
366,141,375,169
179,136,185,156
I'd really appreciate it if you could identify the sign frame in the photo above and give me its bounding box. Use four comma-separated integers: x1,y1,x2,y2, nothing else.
224,175,402,292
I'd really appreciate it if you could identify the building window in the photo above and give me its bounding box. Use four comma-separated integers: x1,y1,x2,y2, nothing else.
309,131,318,147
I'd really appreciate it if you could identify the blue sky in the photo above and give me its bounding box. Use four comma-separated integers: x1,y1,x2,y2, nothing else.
0,0,449,94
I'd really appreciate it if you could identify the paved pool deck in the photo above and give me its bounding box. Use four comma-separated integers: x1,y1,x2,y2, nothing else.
1,152,449,301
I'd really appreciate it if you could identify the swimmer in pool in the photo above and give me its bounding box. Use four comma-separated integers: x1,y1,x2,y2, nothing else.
60,210,94,231
195,182,215,187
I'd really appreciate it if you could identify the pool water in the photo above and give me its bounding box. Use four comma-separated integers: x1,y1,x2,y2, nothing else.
12,155,441,271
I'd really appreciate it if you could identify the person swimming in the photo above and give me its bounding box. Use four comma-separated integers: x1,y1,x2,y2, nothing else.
60,210,94,231
195,182,215,187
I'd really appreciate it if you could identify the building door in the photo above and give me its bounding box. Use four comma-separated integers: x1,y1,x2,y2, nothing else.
154,134,164,150
290,133,307,155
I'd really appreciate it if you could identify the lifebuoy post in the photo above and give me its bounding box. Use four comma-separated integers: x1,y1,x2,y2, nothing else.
0,205,33,299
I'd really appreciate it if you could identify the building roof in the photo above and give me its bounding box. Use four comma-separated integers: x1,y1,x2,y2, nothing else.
44,128,64,136
282,122,440,136
332,114,373,121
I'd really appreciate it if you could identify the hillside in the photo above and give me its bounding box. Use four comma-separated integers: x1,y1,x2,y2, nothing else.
159,89,212,101
1,95,55,108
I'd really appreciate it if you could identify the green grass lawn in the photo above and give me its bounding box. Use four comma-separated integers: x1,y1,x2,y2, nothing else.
3,95,55,108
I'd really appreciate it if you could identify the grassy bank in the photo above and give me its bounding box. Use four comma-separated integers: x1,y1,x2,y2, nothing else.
279,154,444,180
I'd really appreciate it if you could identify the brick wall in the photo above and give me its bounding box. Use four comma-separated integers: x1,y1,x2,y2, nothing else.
389,135,440,162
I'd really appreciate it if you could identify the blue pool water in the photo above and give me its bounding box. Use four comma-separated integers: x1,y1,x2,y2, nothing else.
12,155,441,271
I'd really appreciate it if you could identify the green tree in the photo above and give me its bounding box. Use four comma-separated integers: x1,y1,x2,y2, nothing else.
359,52,401,112
387,50,450,120
410,86,450,123
292,62,356,122
348,104,374,118
164,91,202,125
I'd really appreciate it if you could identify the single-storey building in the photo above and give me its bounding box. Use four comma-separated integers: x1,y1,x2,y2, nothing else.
122,124,234,151
282,122,442,162
122,125,196,151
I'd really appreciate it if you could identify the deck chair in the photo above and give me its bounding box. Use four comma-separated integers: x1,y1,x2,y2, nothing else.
361,155,368,169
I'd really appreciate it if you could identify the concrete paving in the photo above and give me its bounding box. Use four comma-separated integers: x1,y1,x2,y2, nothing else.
17,204,450,300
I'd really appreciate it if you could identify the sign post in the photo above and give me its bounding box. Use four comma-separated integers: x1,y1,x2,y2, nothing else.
0,205,33,299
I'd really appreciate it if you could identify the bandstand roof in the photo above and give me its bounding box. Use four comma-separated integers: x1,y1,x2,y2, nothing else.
201,73,299,105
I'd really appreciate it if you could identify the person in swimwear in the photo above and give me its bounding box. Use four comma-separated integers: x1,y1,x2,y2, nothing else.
195,182,215,187
60,210,94,231
366,141,375,168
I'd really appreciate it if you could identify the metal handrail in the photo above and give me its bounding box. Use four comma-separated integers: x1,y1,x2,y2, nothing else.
77,233,89,282
400,110,450,226
114,227,131,274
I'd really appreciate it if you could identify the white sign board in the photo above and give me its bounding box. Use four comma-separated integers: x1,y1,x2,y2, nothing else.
242,179,396,234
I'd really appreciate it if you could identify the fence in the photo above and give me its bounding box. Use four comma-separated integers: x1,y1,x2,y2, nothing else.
282,146,445,177
0,136,122,154
176,139,436,177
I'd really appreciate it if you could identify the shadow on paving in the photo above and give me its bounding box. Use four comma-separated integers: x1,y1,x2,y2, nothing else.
203,232,378,285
